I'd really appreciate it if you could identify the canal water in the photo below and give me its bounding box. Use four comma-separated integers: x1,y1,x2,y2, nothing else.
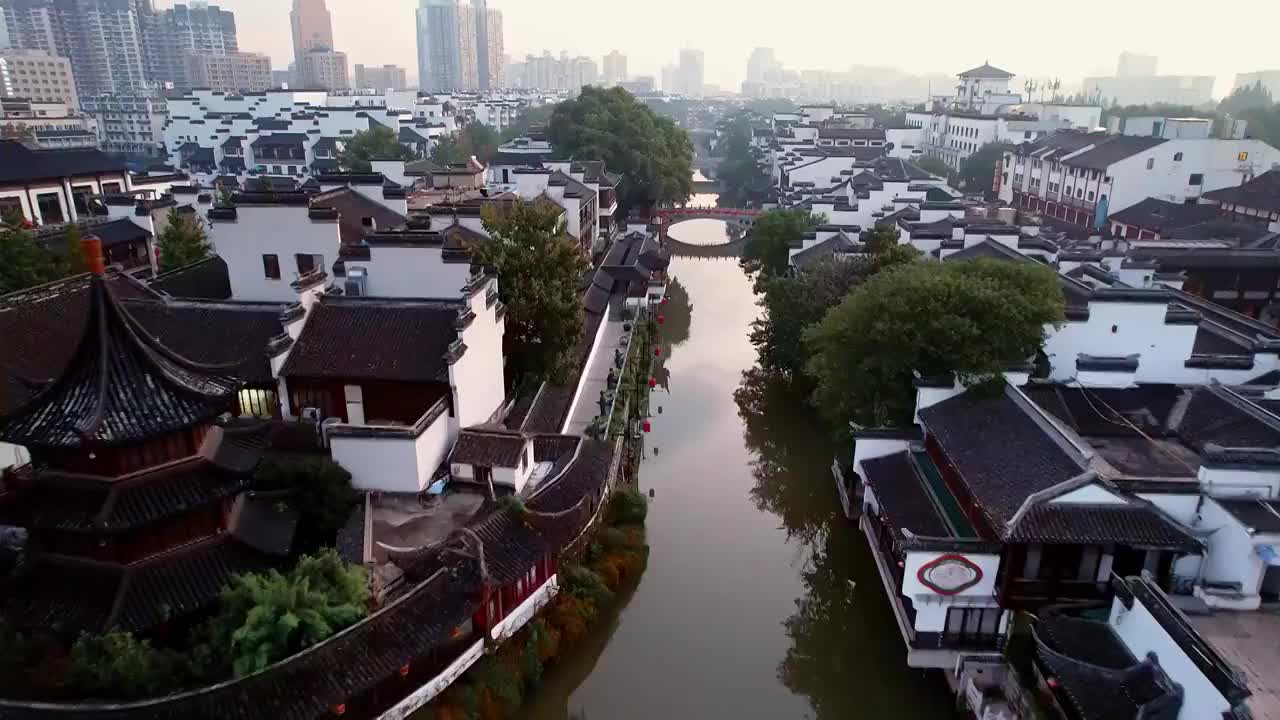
522,215,959,719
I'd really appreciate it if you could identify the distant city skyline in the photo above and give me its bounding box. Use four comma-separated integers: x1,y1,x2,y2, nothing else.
153,0,1277,98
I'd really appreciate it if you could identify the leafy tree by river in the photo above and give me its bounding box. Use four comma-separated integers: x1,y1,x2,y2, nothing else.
477,201,589,384
547,87,693,213
432,121,501,165
805,258,1065,429
750,237,918,379
739,209,825,288
714,113,768,209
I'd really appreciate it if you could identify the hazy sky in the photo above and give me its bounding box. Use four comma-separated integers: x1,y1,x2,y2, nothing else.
195,0,1279,98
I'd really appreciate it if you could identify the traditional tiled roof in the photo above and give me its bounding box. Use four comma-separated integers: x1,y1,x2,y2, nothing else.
958,62,1014,79
451,427,529,468
860,451,951,543
1007,502,1199,550
250,132,307,147
149,255,233,300
1067,135,1167,170
918,385,1085,533
1108,197,1218,233
119,299,287,384
309,186,407,244
0,140,127,184
790,233,862,270
1215,497,1280,534
279,296,462,383
1178,386,1280,450
1203,170,1280,213
0,276,242,450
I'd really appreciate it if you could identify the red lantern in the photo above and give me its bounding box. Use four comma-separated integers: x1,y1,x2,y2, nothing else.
662,296,668,304
643,420,651,433
399,664,411,677
649,376,656,388
332,704,347,716
657,315,665,324
654,346,662,357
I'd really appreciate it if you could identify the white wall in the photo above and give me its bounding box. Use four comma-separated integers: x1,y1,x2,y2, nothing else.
902,550,1004,633
1050,483,1128,504
1109,594,1235,720
329,408,454,493
344,245,473,299
447,277,506,427
0,442,25,470
207,205,340,302
1043,302,1197,384
1107,139,1280,215
1198,467,1280,499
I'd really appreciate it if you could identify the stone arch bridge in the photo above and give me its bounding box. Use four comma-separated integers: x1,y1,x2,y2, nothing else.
655,207,760,258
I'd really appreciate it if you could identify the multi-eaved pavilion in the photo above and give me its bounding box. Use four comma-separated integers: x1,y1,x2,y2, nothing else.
0,238,291,639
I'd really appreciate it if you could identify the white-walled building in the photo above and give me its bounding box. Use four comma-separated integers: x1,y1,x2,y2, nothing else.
998,128,1280,231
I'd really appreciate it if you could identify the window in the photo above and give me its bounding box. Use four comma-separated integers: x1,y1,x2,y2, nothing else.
1087,191,1095,202
1189,173,1204,186
35,192,63,224
1239,151,1250,161
1024,130,1032,139
263,254,281,279
1146,158,1155,170
1173,152,1183,162
101,181,122,194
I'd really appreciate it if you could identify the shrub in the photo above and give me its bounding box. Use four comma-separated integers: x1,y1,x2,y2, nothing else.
255,457,358,552
597,527,629,550
610,488,648,527
560,565,613,608
69,632,182,699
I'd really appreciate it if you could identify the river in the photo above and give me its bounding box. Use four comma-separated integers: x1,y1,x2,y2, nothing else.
521,213,959,719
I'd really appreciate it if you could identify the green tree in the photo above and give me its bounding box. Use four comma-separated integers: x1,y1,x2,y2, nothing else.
956,142,1009,194
69,632,182,699
547,86,693,212
62,223,87,275
0,220,65,294
740,209,824,286
805,259,1064,429
913,155,951,178
714,113,767,208
432,121,501,165
750,245,919,378
156,210,213,272
1219,81,1274,115
477,201,590,383
337,126,414,172
193,549,368,679
500,104,555,142
254,457,358,553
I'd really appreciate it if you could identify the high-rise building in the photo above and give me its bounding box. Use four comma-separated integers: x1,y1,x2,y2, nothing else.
746,47,779,83
1116,51,1157,78
271,68,290,87
185,51,270,93
0,48,78,105
0,0,152,97
676,48,703,97
353,63,407,90
602,50,626,86
416,0,501,91
299,47,347,90
472,0,502,90
147,2,239,92
660,63,675,94
290,0,333,76
417,0,463,91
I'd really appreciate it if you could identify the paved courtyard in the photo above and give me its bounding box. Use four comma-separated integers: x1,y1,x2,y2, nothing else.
1189,609,1280,720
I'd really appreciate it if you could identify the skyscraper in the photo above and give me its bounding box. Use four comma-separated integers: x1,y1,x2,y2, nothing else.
602,50,627,86
472,0,502,90
290,0,333,77
1116,51,1157,78
746,47,778,83
676,48,704,97
416,0,502,92
147,2,239,91
417,0,463,91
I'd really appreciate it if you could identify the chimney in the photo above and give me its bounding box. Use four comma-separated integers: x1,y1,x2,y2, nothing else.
80,234,105,275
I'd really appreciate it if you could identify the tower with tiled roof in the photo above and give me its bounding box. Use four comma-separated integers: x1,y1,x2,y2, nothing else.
0,237,292,639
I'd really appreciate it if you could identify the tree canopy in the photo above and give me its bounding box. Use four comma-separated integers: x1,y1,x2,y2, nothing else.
913,155,951,178
477,201,589,383
547,86,693,212
0,218,69,295
805,258,1065,429
156,210,213,272
956,142,1008,196
191,550,368,679
500,104,555,142
714,113,768,208
750,238,919,378
337,126,415,172
740,209,824,287
254,457,358,554
432,121,501,165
